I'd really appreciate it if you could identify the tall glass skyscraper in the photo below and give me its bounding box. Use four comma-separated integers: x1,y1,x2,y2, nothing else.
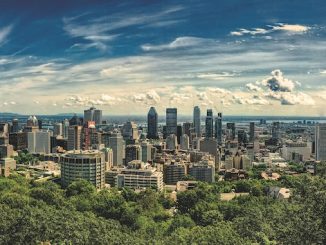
205,109,214,138
315,123,326,161
84,107,102,125
215,112,222,144
193,106,201,137
166,108,177,137
147,107,158,139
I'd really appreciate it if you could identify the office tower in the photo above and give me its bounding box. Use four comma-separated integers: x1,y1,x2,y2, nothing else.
272,121,280,139
84,107,102,125
249,122,255,142
9,132,27,151
180,134,190,150
122,121,138,141
125,144,141,165
69,114,83,126
205,109,214,138
147,107,158,139
0,144,14,159
60,150,105,189
163,162,186,184
101,132,112,148
183,122,193,138
166,134,178,150
27,115,38,127
177,125,183,144
54,123,63,137
189,161,215,183
141,141,152,162
38,119,43,130
193,106,201,137
67,125,82,150
166,108,177,137
315,123,326,161
11,119,19,133
237,130,248,144
102,148,113,171
226,122,236,140
27,131,51,154
108,132,124,166
82,122,100,150
62,119,69,138
215,113,222,144
115,160,163,191
200,138,219,166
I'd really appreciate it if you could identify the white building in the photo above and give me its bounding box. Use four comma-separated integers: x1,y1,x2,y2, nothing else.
180,134,190,150
116,160,163,191
315,124,326,161
28,131,51,154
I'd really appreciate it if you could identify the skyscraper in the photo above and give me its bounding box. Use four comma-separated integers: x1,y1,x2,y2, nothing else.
272,121,280,139
125,144,141,165
315,123,326,161
193,106,201,137
11,119,19,133
54,123,63,137
226,122,236,140
215,112,222,144
205,109,214,138
166,108,177,137
67,125,82,151
63,119,70,138
84,107,102,125
108,132,124,166
249,122,255,142
147,107,158,139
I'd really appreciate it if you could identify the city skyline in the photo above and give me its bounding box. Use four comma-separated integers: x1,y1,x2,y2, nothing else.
0,1,326,116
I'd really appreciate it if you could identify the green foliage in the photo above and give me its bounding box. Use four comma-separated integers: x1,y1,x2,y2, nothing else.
14,150,38,165
1,173,326,244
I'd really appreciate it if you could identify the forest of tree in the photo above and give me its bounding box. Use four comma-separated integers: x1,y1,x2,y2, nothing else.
1,167,326,244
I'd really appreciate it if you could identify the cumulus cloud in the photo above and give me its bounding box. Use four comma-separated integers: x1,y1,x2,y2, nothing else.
246,82,262,92
261,69,296,92
132,90,160,105
272,24,309,33
267,91,315,105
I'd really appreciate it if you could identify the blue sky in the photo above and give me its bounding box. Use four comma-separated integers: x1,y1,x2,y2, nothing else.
0,0,326,115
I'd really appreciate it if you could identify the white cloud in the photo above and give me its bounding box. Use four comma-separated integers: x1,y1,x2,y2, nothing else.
246,83,262,92
272,24,309,33
267,91,315,105
230,23,309,37
141,36,212,51
0,25,13,45
261,69,296,92
197,72,236,80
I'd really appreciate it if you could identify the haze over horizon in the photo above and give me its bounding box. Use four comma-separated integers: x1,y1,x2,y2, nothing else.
0,0,326,116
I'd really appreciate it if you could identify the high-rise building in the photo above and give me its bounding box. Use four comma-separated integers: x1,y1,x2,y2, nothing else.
180,134,190,150
122,121,138,142
189,160,215,183
315,123,326,161
125,144,142,165
147,107,158,139
54,123,63,137
163,162,186,184
166,108,177,137
11,119,19,133
205,109,214,138
9,132,27,151
115,160,163,191
67,125,82,150
166,134,178,150
108,132,124,166
27,131,52,154
193,106,201,137
69,114,83,126
249,122,255,142
226,122,236,140
237,129,247,144
27,115,38,127
141,141,152,163
215,113,222,144
63,119,70,138
61,150,106,189
84,107,102,125
272,121,280,139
